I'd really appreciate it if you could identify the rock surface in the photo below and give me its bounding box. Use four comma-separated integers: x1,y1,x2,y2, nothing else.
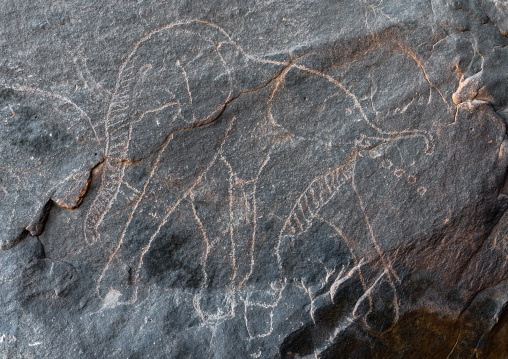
1,1,508,358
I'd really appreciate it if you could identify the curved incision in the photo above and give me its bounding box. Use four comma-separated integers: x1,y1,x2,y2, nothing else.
281,162,352,237
278,129,433,240
276,61,434,247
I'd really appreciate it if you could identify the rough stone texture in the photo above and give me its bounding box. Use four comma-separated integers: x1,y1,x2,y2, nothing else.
1,1,508,358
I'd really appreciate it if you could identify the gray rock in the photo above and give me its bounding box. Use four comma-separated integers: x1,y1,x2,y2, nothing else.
0,1,507,357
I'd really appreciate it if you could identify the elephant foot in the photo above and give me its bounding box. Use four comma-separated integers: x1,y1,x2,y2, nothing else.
194,287,236,323
97,258,137,306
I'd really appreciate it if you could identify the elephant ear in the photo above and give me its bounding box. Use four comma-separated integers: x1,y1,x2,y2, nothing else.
0,85,102,250
105,21,234,163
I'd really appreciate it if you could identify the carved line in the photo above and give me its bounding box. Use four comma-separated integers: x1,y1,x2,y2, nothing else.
0,84,100,142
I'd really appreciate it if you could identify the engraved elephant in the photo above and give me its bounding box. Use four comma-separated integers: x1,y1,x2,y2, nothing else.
81,20,436,338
